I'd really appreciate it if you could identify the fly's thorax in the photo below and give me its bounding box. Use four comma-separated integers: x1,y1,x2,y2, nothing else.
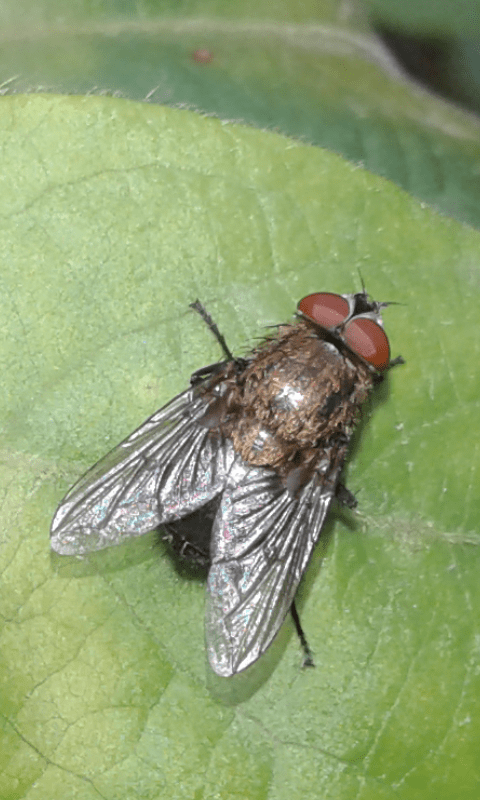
203,322,374,472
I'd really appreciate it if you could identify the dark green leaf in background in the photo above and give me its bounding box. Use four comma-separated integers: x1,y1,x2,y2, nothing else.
0,0,480,227
1,93,479,800
365,0,480,35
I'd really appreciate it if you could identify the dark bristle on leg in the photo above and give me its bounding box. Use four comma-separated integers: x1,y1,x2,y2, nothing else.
190,300,234,361
291,600,315,668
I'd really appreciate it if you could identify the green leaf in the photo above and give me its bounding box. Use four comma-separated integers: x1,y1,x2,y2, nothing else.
365,0,480,35
1,94,479,800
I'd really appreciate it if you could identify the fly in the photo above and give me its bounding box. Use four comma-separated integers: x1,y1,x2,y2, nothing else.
51,290,402,676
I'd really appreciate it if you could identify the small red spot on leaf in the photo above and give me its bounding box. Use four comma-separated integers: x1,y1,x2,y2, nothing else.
192,49,214,64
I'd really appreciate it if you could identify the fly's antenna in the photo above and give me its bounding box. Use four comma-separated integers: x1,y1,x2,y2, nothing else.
356,269,403,311
190,300,234,361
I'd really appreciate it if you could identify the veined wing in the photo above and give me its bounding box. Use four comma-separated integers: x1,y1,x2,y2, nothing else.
51,386,234,555
206,458,342,676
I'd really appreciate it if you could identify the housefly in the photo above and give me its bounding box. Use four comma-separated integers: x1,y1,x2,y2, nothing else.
51,290,402,676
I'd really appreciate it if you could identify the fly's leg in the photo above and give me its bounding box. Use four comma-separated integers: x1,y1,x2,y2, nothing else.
291,600,315,668
190,361,229,384
335,482,358,509
190,300,235,361
373,354,404,386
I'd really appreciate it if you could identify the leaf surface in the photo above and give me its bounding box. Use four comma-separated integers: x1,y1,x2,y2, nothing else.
1,93,479,800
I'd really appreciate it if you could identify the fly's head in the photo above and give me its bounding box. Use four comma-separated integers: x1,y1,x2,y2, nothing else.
297,290,395,375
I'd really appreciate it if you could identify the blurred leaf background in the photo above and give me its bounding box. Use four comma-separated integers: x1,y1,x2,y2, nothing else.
1,1,480,799
2,0,480,226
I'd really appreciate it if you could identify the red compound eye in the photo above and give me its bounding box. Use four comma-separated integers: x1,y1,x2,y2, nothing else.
344,317,390,371
298,293,350,327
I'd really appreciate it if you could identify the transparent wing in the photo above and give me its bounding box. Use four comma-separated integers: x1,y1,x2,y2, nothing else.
51,386,234,555
206,458,342,676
